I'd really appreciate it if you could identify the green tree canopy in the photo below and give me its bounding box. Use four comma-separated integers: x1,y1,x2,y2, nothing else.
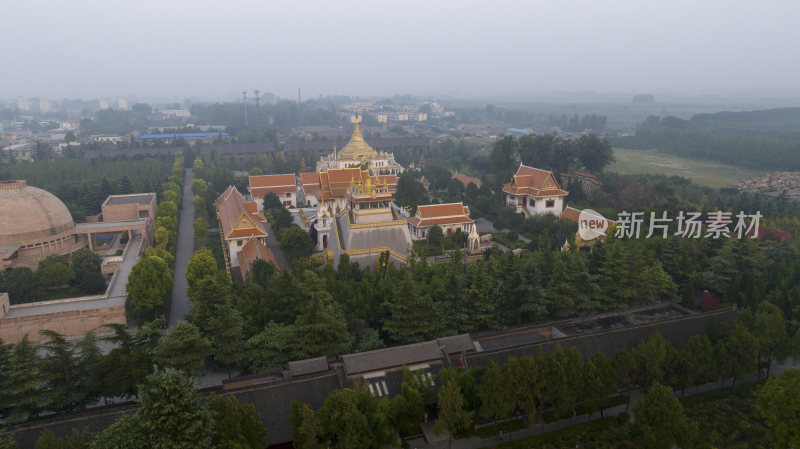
632,383,696,449
127,256,173,322
206,394,269,449
153,321,210,376
757,369,800,449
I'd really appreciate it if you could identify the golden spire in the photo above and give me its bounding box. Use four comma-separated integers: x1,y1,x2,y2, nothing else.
338,112,379,161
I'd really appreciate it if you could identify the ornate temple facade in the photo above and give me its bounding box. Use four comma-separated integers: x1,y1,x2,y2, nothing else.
407,203,475,240
503,163,569,217
314,176,412,268
315,118,403,175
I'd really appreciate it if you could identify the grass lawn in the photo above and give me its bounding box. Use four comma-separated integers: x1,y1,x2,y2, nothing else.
609,148,767,189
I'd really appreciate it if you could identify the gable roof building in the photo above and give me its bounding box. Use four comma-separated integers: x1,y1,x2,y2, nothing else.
503,163,569,217
248,174,299,209
451,172,482,189
216,186,269,281
407,203,474,240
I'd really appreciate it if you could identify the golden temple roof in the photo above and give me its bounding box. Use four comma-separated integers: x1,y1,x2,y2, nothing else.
338,117,379,161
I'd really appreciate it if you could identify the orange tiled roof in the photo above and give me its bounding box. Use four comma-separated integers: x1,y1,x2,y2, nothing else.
248,174,298,198
409,203,473,227
452,173,482,188
217,185,267,240
502,164,568,198
237,237,279,282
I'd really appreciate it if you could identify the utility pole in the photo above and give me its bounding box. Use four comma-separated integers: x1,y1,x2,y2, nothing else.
253,89,261,131
242,90,248,128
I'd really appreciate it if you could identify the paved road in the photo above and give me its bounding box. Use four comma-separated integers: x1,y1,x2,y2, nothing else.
262,219,290,270
168,168,195,327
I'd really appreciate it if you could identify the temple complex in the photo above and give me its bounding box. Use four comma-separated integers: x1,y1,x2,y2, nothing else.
248,173,299,209
503,163,569,217
315,117,403,175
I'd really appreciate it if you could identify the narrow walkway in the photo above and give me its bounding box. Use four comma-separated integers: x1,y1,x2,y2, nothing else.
168,168,195,327
261,219,290,270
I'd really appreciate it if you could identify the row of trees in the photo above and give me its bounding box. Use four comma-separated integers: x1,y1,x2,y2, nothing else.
615,127,800,171
0,364,268,449
0,250,105,304
289,307,797,449
126,153,184,323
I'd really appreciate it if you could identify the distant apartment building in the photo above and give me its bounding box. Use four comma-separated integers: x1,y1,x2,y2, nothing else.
157,108,191,119
118,98,128,110
99,99,110,110
16,98,31,111
91,134,124,143
39,101,52,113
340,102,375,112
1,143,35,162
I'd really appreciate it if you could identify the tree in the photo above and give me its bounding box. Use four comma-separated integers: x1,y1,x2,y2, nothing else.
34,427,90,449
154,322,210,376
717,322,758,387
41,262,75,288
576,134,614,173
273,207,295,232
504,356,541,429
427,224,444,247
316,389,375,449
384,275,440,343
1,335,43,424
262,192,283,213
290,400,322,449
193,217,209,242
208,305,247,377
490,135,519,177
156,200,178,220
747,302,789,378
289,295,352,360
38,330,84,412
206,394,269,449
583,352,617,418
613,349,637,412
434,379,474,449
0,267,44,302
186,249,218,298
190,179,208,197
71,248,102,287
92,368,213,449
479,360,511,435
246,321,292,372
632,332,669,387
279,226,315,262
632,383,696,449
390,367,426,437
127,256,173,321
679,334,715,393
757,369,800,449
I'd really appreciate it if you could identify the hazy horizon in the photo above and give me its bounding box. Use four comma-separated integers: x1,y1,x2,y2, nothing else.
4,0,800,102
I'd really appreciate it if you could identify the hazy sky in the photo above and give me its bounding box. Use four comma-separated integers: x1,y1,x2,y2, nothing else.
3,0,799,101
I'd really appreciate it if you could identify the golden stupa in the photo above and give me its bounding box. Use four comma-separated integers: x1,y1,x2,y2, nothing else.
338,117,379,161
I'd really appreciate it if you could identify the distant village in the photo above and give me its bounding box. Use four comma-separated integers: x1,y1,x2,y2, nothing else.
732,171,800,200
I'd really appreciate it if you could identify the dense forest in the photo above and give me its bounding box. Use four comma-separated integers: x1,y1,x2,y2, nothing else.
613,107,800,171
0,155,176,218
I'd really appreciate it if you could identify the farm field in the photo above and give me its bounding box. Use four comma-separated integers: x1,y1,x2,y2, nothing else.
609,148,767,189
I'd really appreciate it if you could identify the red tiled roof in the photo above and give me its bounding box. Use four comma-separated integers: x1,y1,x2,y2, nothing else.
248,174,298,198
452,173,482,188
216,185,267,240
410,203,473,227
502,164,568,198
249,174,296,188
237,237,279,282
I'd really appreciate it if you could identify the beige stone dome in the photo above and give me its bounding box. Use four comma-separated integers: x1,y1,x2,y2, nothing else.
0,180,75,245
